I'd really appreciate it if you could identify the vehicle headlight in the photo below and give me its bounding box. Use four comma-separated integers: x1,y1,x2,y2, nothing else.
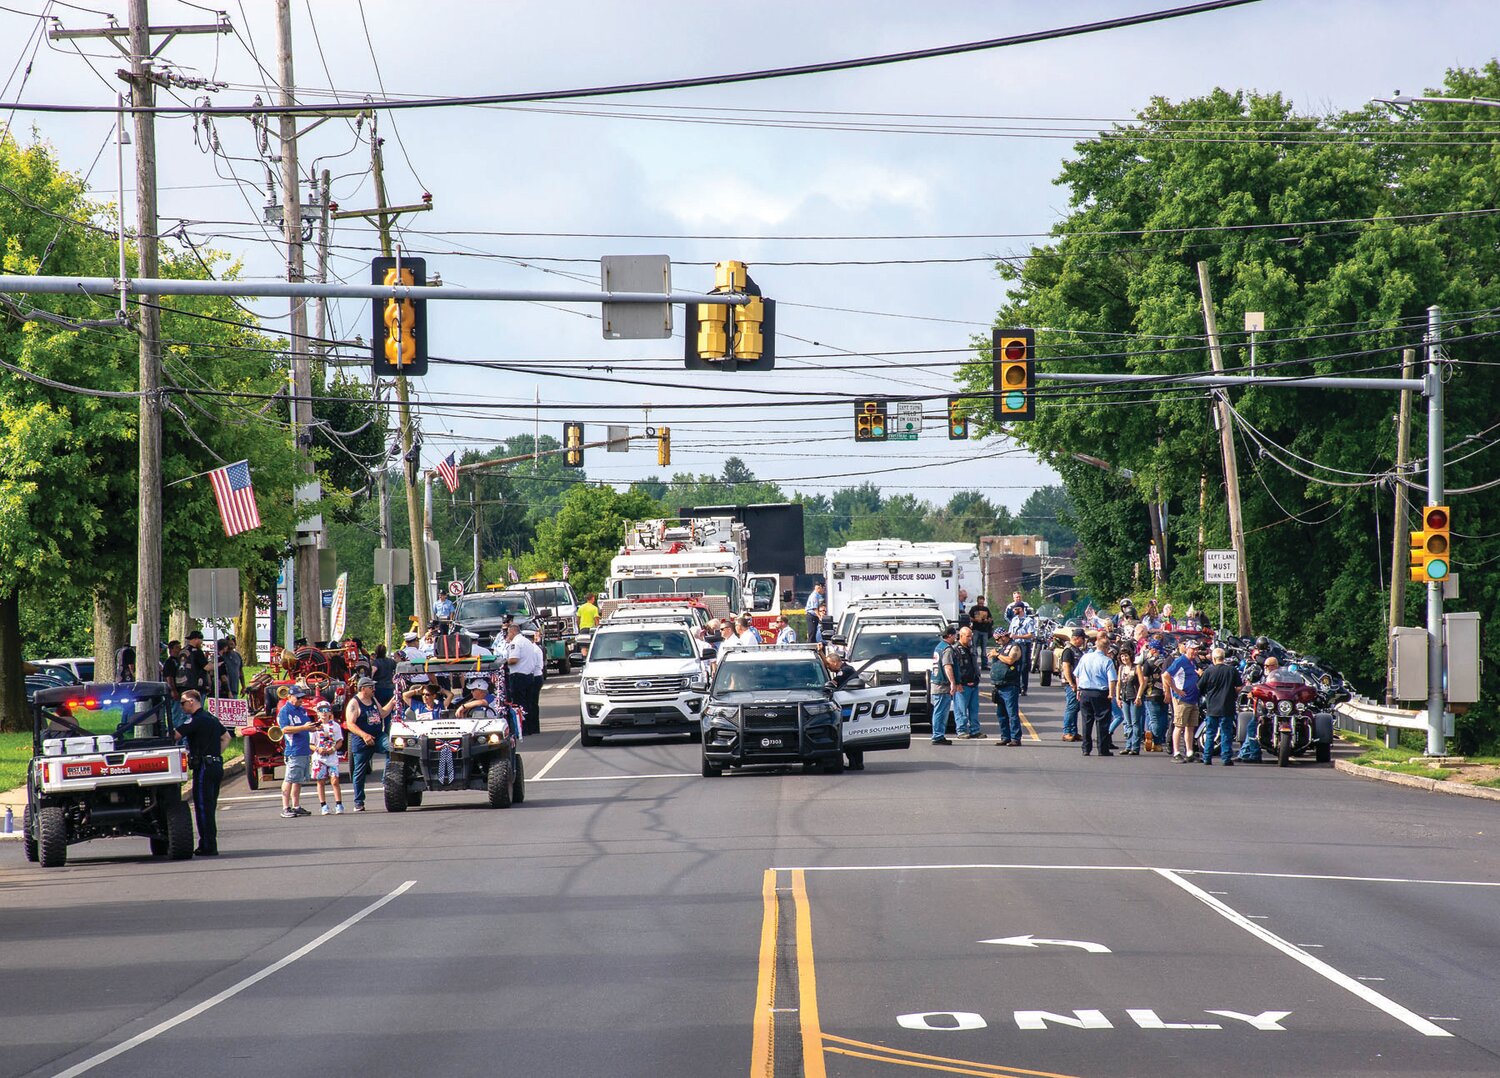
1277,700,1293,715
582,678,601,693
704,705,737,724
1319,673,1332,688
803,702,837,723
688,676,708,691
392,736,408,749
486,733,502,744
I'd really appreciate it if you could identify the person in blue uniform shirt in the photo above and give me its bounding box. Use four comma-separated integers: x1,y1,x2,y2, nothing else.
176,690,230,854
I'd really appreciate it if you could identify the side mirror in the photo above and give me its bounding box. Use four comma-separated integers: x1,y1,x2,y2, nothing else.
782,589,793,603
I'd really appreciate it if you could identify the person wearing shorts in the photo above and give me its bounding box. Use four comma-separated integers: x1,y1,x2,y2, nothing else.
1165,641,1204,762
277,685,320,818
310,700,345,814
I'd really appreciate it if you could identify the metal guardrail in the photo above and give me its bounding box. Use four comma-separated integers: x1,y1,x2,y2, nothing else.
1335,696,1454,743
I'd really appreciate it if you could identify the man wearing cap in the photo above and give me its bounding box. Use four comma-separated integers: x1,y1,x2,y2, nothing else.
398,630,423,662
344,677,398,812
929,624,958,745
175,690,230,854
822,646,866,770
1059,628,1086,742
455,675,499,717
1007,601,1038,696
988,628,1024,746
1164,638,1204,762
181,631,211,695
276,685,320,818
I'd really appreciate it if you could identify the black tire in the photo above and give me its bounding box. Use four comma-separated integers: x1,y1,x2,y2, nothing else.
1277,731,1292,768
245,765,259,791
579,720,602,747
22,804,38,863
1314,740,1332,764
38,805,67,867
701,754,723,777
166,802,194,860
408,789,423,807
384,761,410,812
822,756,845,775
487,755,514,808
1040,671,1052,687
558,652,572,676
512,753,526,804
149,836,169,857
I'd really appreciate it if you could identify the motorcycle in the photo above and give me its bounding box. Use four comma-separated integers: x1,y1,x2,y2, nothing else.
1248,667,1334,766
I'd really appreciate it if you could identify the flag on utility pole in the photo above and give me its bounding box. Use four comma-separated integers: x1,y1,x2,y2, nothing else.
561,562,570,580
436,452,459,493
507,564,519,583
209,460,261,537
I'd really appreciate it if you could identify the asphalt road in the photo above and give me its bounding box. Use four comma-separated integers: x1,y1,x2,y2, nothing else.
3,676,1499,1078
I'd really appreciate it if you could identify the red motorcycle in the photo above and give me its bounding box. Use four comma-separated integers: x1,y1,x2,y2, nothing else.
1249,668,1334,766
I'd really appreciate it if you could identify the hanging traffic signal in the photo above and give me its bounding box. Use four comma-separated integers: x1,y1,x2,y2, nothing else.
657,426,671,467
993,328,1035,422
1409,505,1451,583
563,422,584,468
684,261,775,371
948,396,970,440
855,400,888,441
371,256,428,377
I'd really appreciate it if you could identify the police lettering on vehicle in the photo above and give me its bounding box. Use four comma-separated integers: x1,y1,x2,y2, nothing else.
850,696,910,722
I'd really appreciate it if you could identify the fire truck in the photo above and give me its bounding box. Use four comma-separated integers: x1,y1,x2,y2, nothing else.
604,517,783,627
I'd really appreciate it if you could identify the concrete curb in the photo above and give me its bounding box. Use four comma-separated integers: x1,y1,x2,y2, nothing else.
0,755,248,842
1335,759,1500,803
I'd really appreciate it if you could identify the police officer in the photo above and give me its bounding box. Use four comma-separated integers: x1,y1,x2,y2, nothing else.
823,645,865,771
176,690,230,855
502,621,545,736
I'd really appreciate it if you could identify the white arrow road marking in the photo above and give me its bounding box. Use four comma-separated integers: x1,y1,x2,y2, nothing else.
982,934,1111,954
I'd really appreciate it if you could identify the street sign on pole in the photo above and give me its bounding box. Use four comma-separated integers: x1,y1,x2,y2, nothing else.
188,568,239,701
1203,549,1238,583
607,424,630,452
447,579,465,598
374,547,411,586
891,401,922,441
602,255,672,340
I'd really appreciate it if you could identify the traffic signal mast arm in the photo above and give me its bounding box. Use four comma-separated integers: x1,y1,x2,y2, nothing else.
443,435,646,477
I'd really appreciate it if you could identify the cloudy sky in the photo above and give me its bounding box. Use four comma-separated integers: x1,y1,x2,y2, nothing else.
3,0,1497,510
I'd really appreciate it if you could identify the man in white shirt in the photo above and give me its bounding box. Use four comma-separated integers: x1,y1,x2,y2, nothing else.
502,621,545,735
774,617,797,645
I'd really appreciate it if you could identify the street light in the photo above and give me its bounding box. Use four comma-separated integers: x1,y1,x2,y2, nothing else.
1375,92,1500,110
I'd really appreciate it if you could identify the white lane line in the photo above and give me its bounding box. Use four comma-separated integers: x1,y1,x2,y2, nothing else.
530,732,580,781
531,772,698,783
779,863,1151,873
779,863,1500,889
52,881,417,1078
1154,868,1453,1038
1177,867,1500,888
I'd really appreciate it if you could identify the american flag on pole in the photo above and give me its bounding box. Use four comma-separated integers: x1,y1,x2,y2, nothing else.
208,460,261,537
435,451,459,494
561,561,569,580
506,564,519,583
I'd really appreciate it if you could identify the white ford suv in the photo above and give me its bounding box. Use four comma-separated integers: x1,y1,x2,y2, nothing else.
578,622,712,745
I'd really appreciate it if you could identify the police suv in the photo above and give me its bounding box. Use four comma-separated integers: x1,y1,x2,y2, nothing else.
700,645,911,776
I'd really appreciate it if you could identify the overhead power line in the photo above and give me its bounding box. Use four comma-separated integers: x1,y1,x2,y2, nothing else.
0,1,1261,115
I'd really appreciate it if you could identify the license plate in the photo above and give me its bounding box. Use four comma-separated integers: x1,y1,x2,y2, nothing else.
757,737,784,749
633,715,656,725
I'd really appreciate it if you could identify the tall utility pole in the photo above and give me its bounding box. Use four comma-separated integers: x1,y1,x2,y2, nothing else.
54,4,231,676
273,0,322,644
310,168,331,370
1196,262,1253,636
1423,307,1446,757
334,114,434,631
1386,347,1416,708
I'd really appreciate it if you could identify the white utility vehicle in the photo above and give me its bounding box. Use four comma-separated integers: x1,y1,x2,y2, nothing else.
578,621,714,745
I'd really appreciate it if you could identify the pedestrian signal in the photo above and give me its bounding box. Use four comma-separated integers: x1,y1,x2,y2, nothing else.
855,400,888,441
684,260,775,370
992,328,1034,422
1409,505,1451,583
371,256,428,377
948,396,970,440
563,422,584,468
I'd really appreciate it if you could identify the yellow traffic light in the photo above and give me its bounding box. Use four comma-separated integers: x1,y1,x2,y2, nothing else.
657,426,671,467
855,400,887,441
563,422,584,468
993,328,1035,422
695,301,729,358
948,396,970,440
1409,505,1451,583
732,295,764,361
371,256,428,376
684,260,775,370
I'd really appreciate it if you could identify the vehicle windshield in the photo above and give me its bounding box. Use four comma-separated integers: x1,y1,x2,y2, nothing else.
456,595,534,621
714,658,827,694
516,585,573,610
849,629,941,662
747,577,776,612
617,575,739,607
589,629,697,661
1265,669,1312,686
31,664,80,685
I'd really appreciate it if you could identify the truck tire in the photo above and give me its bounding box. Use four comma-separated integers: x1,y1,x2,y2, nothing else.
1314,740,1332,764
38,805,68,867
22,804,38,863
245,765,260,791
701,754,723,777
579,720,602,747
822,756,845,775
166,802,194,860
1040,671,1052,687
149,836,168,857
487,756,514,808
408,789,423,807
512,754,526,804
384,761,410,812
558,652,572,676
1277,731,1292,768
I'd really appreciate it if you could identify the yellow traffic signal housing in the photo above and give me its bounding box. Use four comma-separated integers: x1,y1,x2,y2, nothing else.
992,328,1035,422
855,400,888,441
657,426,671,467
371,256,428,376
563,422,584,468
685,260,775,370
1409,505,1451,583
948,396,970,440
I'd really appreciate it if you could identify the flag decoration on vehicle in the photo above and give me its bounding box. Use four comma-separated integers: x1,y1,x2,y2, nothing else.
436,451,459,494
208,460,261,537
507,564,520,583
